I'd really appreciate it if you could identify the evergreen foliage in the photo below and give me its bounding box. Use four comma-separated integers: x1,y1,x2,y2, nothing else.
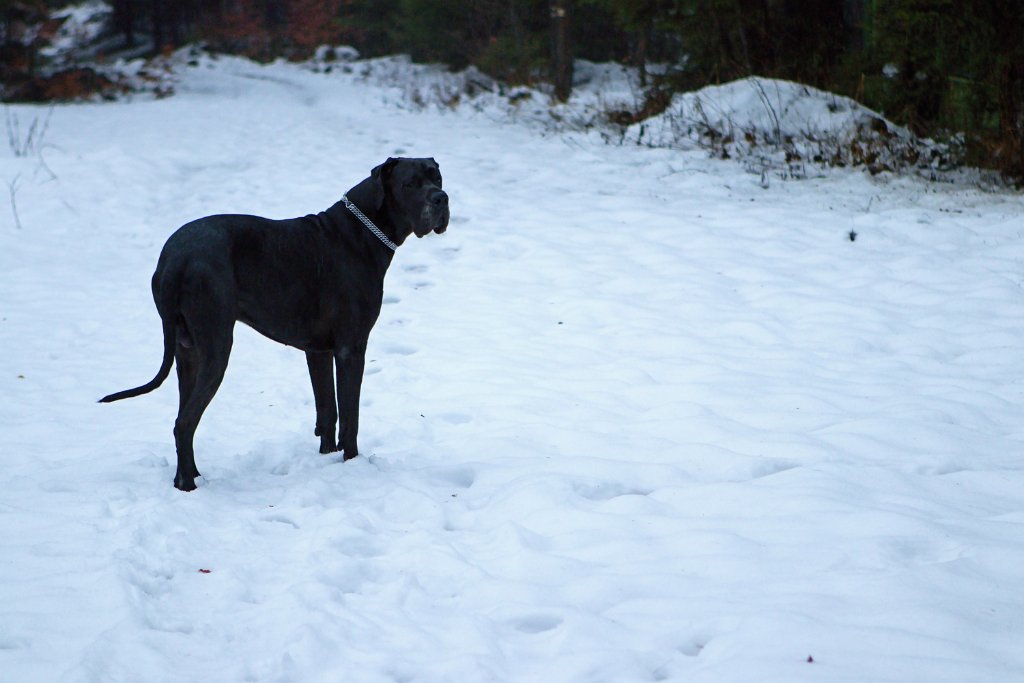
3,0,1022,180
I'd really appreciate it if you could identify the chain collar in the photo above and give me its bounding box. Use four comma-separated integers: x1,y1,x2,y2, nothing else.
342,195,398,251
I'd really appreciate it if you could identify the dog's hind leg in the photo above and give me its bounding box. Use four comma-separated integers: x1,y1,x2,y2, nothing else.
171,275,234,491
172,332,231,490
306,351,338,454
174,343,201,479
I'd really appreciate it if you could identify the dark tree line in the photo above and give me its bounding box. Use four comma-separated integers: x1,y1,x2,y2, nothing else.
4,0,1023,179
105,0,347,60
353,0,1024,178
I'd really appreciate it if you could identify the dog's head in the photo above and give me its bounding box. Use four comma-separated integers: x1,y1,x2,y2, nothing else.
372,157,449,242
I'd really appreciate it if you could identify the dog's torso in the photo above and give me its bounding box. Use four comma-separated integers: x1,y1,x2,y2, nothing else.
154,205,386,355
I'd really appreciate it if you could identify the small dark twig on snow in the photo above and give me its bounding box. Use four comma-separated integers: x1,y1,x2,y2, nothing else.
8,174,23,230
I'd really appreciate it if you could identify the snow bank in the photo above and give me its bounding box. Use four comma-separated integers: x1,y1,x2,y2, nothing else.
624,77,959,179
347,58,964,181
343,55,646,134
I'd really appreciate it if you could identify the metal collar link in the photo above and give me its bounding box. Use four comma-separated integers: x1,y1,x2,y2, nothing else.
342,195,398,251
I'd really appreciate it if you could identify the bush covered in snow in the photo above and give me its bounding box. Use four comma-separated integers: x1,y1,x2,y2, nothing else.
621,78,962,179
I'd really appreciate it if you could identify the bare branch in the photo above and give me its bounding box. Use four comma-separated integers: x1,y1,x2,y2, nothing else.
8,174,23,230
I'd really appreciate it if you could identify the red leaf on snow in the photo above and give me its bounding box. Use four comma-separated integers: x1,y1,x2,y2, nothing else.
806,655,814,663
198,569,212,574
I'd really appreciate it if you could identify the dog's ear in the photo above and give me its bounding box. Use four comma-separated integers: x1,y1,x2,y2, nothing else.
371,157,400,180
364,158,399,210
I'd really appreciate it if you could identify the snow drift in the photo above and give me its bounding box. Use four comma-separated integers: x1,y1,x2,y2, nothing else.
624,77,959,178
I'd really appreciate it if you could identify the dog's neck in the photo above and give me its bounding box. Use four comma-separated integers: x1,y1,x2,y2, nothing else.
341,195,398,251
348,178,404,240
324,185,399,273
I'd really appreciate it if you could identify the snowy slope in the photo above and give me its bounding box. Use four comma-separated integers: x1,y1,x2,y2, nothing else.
2,54,1024,682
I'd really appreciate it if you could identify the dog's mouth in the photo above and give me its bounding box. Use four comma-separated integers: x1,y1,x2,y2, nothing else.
436,206,450,233
416,207,449,237
416,224,446,238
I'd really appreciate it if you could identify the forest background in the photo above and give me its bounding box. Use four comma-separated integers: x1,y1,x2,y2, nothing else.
2,0,1023,182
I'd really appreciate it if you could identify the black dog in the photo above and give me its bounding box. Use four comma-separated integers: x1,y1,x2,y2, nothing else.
101,157,449,491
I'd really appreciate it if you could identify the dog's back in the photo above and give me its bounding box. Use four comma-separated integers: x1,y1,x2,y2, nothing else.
158,213,358,351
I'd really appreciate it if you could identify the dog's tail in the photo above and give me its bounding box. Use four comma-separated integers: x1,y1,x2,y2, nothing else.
98,315,175,403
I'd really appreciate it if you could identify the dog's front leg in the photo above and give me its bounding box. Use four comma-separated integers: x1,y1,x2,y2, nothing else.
306,351,338,453
336,343,366,461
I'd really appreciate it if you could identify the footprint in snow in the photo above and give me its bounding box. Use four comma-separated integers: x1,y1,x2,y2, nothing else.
748,460,799,480
0,634,29,650
573,480,652,501
677,638,708,657
383,344,416,356
433,466,476,489
509,614,562,634
333,535,385,558
261,513,299,529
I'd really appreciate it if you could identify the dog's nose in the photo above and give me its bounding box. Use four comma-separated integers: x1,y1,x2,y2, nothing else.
432,191,448,207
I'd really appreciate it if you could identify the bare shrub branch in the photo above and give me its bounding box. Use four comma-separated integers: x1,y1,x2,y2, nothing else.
8,174,23,230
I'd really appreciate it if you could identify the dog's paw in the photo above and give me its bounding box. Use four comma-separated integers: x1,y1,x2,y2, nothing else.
173,474,197,492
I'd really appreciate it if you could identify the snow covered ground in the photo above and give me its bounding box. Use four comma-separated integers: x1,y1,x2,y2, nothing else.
2,54,1024,682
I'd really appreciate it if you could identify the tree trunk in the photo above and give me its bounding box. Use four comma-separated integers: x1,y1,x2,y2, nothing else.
113,0,136,47
151,0,165,52
997,59,1024,178
551,0,572,101
731,0,752,74
508,0,526,82
636,23,649,88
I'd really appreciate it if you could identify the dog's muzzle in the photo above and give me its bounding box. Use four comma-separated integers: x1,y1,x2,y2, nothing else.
419,190,450,236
